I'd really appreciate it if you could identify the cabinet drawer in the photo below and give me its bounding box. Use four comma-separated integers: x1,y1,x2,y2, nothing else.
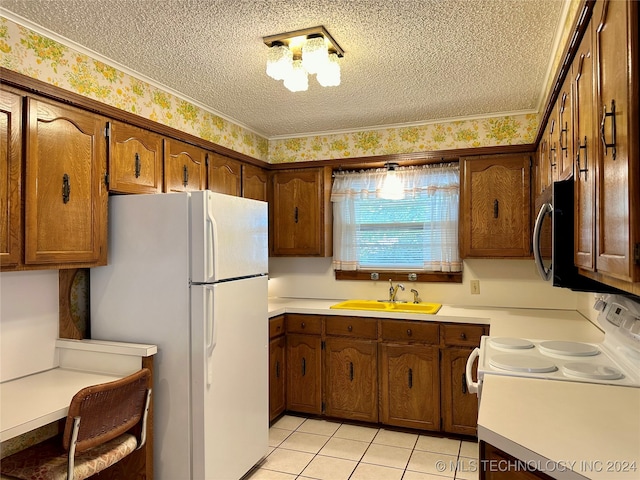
286,314,322,335
442,324,485,347
381,320,439,344
269,315,285,339
325,316,378,339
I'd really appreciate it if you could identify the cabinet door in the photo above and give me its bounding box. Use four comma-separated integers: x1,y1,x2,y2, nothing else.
286,334,322,414
461,154,532,257
324,337,378,422
207,152,241,196
108,121,163,194
269,336,286,422
441,348,478,436
573,24,597,272
481,442,555,480
164,138,206,192
556,74,574,180
593,0,639,282
379,344,440,431
0,89,22,268
242,164,268,201
271,168,332,256
24,97,107,265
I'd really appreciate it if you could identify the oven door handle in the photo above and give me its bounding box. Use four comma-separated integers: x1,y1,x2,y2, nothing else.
533,202,553,281
465,347,480,394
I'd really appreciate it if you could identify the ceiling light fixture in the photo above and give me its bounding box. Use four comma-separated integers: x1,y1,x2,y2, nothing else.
264,26,344,92
380,162,405,200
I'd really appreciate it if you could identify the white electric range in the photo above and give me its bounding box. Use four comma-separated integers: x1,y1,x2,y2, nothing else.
466,294,640,398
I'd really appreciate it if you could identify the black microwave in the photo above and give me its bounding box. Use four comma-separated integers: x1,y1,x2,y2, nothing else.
533,178,619,292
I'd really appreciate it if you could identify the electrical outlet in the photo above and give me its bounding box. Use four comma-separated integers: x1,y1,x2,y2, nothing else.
470,280,480,294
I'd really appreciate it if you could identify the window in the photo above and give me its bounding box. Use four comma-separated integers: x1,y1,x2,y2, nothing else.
331,163,461,274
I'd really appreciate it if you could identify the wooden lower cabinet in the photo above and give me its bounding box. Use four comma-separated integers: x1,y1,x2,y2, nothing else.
480,442,555,480
441,347,479,435
269,335,286,422
379,344,440,431
275,314,487,435
286,333,322,414
324,337,378,422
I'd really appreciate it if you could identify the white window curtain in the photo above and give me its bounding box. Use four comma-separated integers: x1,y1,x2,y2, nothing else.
331,163,461,272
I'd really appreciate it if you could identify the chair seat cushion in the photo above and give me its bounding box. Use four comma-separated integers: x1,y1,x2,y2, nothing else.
0,433,137,480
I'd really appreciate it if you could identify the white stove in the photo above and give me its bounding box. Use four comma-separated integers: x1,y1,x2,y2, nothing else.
466,294,640,396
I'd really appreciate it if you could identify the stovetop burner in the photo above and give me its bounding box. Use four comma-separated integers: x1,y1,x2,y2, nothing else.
538,340,600,357
562,362,623,380
489,353,557,373
489,337,534,350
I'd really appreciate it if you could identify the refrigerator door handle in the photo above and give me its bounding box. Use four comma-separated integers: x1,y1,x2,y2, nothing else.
205,210,219,282
205,286,217,387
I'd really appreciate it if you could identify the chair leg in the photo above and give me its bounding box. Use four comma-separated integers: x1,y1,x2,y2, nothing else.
67,416,81,479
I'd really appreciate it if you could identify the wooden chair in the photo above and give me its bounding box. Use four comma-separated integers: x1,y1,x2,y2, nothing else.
1,368,152,480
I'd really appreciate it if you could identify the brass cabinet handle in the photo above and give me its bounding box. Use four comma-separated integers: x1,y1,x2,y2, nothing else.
347,325,353,332
301,357,306,376
600,100,617,160
406,328,412,337
493,199,499,219
460,332,467,340
62,174,70,204
294,206,299,223
462,372,468,394
408,368,413,388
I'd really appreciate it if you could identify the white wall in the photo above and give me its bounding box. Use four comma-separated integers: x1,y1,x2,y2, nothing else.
268,257,582,310
0,270,59,382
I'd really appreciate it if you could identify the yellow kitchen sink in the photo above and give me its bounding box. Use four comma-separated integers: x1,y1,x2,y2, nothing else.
330,299,442,315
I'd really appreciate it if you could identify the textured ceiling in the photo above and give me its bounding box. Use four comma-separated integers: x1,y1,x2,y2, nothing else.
1,0,566,139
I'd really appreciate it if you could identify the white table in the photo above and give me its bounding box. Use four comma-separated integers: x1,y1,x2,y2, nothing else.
1,339,157,442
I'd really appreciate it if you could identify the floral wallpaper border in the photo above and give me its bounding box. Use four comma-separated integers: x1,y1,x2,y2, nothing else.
1,15,541,164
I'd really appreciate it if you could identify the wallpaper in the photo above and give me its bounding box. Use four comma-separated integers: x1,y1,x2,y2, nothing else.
1,16,538,164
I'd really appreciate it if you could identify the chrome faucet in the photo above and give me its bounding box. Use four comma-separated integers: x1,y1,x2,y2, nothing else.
388,279,405,302
411,288,421,304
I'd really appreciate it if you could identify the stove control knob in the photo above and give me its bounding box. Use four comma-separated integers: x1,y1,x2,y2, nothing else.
594,298,607,312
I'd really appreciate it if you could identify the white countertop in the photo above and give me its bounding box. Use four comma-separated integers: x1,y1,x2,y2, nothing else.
0,339,157,442
478,375,640,480
268,297,637,480
268,297,602,337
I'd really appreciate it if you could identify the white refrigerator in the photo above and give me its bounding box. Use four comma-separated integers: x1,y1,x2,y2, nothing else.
90,190,269,480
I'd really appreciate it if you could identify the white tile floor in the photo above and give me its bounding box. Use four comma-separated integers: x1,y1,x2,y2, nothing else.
245,416,479,480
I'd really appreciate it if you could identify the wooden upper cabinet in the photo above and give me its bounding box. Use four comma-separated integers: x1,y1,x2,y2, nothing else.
164,138,206,192
242,164,268,202
591,0,639,283
107,121,163,194
556,73,574,180
207,152,241,196
271,167,333,256
573,23,597,272
24,97,108,266
0,89,22,268
461,154,532,258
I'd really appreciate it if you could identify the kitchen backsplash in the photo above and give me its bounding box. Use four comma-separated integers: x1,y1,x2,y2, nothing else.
268,257,584,311
0,270,60,382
